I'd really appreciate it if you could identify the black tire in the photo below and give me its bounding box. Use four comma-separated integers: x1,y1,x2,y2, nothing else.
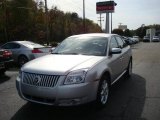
0,69,6,76
18,55,28,67
96,75,110,108
126,59,132,78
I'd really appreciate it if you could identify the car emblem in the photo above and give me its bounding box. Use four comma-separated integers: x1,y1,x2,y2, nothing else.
34,75,41,84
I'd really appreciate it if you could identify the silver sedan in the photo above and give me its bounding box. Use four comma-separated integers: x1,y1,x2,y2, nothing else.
16,33,132,107
1,41,51,66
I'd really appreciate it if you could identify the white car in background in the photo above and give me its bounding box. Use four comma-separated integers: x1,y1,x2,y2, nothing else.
152,36,160,42
132,36,139,43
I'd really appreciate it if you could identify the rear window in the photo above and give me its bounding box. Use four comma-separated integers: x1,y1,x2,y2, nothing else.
19,41,44,48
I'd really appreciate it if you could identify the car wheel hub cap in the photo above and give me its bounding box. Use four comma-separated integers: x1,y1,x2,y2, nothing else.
100,80,109,104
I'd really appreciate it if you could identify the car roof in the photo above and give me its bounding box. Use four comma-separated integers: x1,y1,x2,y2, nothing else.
68,33,118,38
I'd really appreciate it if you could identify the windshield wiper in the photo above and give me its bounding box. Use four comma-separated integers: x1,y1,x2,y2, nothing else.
51,52,59,54
62,53,79,55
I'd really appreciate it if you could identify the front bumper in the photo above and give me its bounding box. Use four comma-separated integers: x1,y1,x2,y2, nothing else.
16,76,99,106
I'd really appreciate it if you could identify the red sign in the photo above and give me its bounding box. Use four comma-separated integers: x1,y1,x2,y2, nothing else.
96,1,116,13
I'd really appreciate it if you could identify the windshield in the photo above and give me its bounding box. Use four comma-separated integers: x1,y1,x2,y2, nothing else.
52,36,108,56
19,41,44,48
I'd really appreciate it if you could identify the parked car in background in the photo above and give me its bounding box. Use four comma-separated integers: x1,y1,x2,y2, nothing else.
128,37,137,44
0,49,13,75
123,37,134,45
0,41,51,66
143,36,150,42
16,33,132,107
132,36,139,43
152,36,160,42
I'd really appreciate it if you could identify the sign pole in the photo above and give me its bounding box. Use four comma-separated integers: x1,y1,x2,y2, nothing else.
83,0,86,33
96,1,117,33
105,13,109,33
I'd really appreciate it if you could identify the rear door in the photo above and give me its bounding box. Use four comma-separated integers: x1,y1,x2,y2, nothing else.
115,36,130,72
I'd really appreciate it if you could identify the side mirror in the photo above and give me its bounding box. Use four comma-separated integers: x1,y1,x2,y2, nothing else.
111,48,122,54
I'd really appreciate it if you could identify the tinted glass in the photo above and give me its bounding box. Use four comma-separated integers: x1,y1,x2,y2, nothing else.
116,36,125,48
110,37,118,48
19,41,44,48
1,43,20,49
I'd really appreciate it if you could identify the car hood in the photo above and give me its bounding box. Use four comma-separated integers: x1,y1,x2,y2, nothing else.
22,54,104,75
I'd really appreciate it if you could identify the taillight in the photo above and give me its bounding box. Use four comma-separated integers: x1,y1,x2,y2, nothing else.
32,48,43,53
3,50,12,57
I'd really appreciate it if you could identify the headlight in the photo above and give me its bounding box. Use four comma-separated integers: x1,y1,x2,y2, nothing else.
64,69,88,85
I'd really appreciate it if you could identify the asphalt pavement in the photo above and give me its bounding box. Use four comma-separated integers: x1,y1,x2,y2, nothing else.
0,42,160,120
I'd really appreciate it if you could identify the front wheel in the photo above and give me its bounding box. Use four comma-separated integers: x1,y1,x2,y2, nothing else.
126,59,132,77
96,75,110,108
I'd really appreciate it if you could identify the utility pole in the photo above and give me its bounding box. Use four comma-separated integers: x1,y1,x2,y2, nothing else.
119,23,122,26
83,0,86,33
44,0,49,45
97,14,104,29
111,13,112,33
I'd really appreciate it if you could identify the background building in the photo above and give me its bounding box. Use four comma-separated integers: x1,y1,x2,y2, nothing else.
146,28,156,42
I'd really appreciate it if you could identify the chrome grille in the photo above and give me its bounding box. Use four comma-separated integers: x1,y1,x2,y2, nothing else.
23,72,60,87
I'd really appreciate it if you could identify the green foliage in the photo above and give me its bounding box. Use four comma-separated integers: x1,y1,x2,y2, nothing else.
112,29,124,36
0,0,102,44
123,29,132,37
135,26,150,38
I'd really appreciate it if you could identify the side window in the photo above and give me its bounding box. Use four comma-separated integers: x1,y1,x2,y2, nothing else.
1,43,12,49
12,43,21,49
110,37,119,48
116,36,125,48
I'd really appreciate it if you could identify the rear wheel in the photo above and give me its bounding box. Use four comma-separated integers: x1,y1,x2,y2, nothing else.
18,55,28,67
96,75,110,108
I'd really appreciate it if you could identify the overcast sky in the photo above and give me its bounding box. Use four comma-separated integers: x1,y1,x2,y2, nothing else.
46,0,160,30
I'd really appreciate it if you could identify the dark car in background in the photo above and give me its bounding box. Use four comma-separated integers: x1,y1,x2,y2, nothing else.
0,41,51,66
0,49,13,75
